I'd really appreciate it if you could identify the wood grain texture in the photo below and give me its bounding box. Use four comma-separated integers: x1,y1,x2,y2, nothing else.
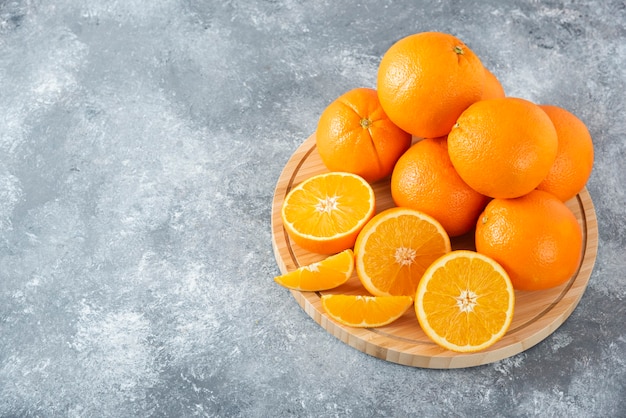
271,134,598,369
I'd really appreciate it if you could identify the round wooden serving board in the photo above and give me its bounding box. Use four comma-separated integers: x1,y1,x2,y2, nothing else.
271,134,598,369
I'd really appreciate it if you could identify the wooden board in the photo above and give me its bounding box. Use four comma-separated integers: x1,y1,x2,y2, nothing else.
271,134,598,369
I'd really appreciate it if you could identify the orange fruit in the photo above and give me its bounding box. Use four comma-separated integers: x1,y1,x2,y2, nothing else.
354,207,451,297
536,105,594,202
281,172,375,254
274,249,354,291
447,97,558,198
321,295,413,328
415,250,515,353
315,87,412,183
481,67,505,99
377,31,485,138
475,190,583,291
391,137,490,237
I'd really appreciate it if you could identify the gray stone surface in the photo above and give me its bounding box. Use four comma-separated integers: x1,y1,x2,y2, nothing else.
0,0,624,416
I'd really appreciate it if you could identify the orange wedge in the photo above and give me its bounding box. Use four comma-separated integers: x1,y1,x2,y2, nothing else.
415,250,515,353
274,249,354,291
281,172,375,254
321,294,413,328
354,207,451,296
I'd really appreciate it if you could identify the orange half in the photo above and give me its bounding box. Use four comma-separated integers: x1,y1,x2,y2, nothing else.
354,207,451,296
281,172,375,254
415,250,515,353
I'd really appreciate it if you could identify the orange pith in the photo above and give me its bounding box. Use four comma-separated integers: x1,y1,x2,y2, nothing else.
354,207,451,297
274,249,354,291
281,172,375,254
321,294,413,328
415,250,515,353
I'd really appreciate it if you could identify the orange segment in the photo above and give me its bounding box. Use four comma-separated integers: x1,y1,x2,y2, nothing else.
354,207,451,297
321,295,413,328
281,172,376,254
274,249,354,291
415,250,515,353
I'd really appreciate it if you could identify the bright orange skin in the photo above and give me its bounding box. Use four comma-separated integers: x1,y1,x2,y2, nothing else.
448,97,558,199
391,137,490,237
316,87,412,183
536,105,594,202
481,67,505,100
377,32,485,138
475,190,583,291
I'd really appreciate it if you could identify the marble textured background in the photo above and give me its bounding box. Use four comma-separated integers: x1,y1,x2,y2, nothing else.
0,0,624,416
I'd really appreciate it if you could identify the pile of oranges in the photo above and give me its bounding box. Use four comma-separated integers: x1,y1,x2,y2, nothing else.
276,31,594,353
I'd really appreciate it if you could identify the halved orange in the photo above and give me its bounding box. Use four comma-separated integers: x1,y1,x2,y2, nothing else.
274,249,354,291
281,172,375,254
354,207,451,297
415,250,515,353
321,294,413,328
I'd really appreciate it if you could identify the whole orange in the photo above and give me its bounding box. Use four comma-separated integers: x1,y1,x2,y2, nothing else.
447,97,558,199
482,67,505,100
536,105,594,202
377,32,485,139
475,190,583,291
391,137,490,237
316,87,412,183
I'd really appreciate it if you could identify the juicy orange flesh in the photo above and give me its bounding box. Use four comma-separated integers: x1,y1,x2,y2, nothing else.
283,174,372,239
362,214,449,295
275,250,353,291
322,295,413,327
421,256,512,347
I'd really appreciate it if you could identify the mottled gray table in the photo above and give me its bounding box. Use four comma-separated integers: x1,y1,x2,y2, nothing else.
1,1,624,416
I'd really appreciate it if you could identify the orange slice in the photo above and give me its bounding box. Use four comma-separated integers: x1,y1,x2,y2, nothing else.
281,172,375,254
274,249,354,291
321,294,413,328
354,207,451,296
415,250,515,353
